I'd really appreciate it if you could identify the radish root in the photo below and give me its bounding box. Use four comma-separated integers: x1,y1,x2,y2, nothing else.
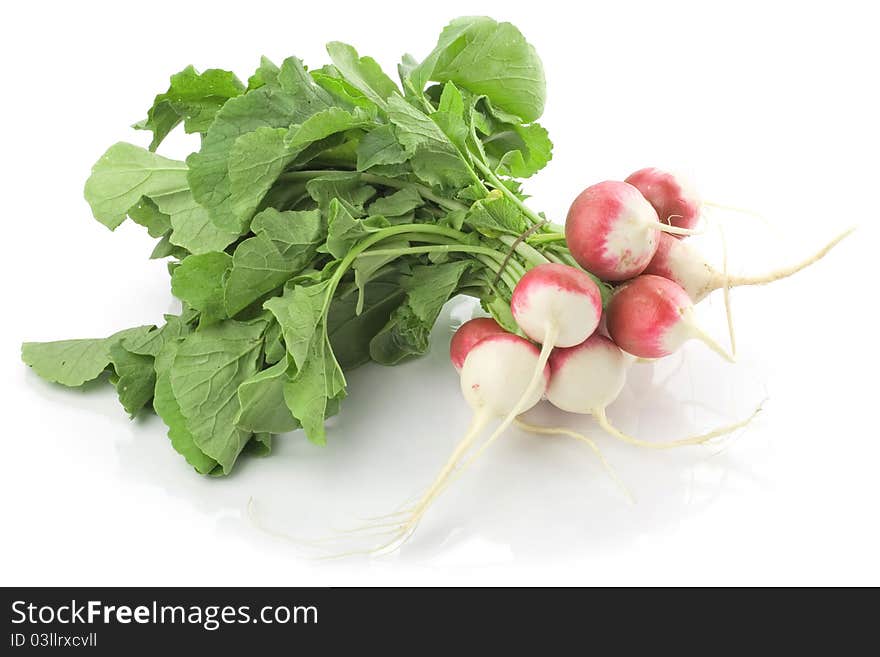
654,222,704,237
360,410,493,554
514,419,634,503
716,227,855,291
592,403,763,450
680,306,736,363
719,221,737,358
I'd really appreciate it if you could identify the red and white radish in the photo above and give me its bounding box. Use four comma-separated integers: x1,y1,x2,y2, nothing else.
449,317,506,371
565,181,699,282
546,334,760,448
451,317,629,501
606,274,733,362
468,264,603,459
625,168,701,234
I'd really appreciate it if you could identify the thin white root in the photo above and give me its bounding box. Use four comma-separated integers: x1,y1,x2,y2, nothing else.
361,411,492,554
514,419,635,504
654,221,705,236
722,227,855,289
593,403,763,450
681,307,736,363
719,221,737,358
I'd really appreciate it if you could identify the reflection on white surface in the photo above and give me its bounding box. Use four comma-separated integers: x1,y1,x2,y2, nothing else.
87,293,769,566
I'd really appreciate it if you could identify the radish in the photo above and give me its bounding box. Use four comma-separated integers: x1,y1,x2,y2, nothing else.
438,263,604,479
546,334,761,448
368,333,550,551
449,317,506,371
565,181,700,282
606,274,733,361
625,168,701,233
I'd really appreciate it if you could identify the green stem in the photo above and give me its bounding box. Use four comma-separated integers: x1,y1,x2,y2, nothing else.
357,244,506,261
497,235,550,268
527,232,567,245
472,159,547,228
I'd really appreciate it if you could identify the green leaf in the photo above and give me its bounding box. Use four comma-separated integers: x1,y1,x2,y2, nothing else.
325,42,401,109
153,339,217,474
123,315,191,358
369,261,470,364
306,172,376,216
169,319,266,473
325,198,388,259
483,121,553,178
224,208,324,316
367,187,423,217
263,320,286,365
264,281,346,444
170,252,233,324
386,95,473,189
328,278,406,369
83,142,237,252
465,194,528,237
134,66,245,151
245,432,273,457
431,82,469,150
410,16,546,123
235,357,299,434
356,125,411,170
22,325,153,387
108,342,156,417
84,142,189,230
226,107,374,228
150,233,189,260
127,197,171,238
162,190,239,254
311,66,379,113
187,57,334,232
226,126,292,225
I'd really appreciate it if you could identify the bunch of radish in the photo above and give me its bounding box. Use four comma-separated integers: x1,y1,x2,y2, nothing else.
362,168,850,553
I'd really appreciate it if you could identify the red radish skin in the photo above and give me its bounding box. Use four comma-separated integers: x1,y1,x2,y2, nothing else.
565,181,661,281
510,263,602,347
625,168,701,234
564,181,700,282
449,317,507,371
606,275,733,361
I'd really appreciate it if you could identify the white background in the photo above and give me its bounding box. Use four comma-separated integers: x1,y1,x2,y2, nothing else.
2,0,878,586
